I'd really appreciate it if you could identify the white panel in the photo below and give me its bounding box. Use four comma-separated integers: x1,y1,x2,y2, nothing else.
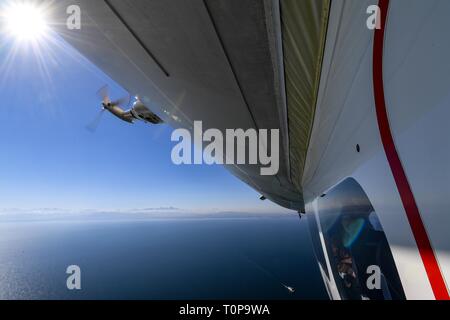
304,0,436,298
384,0,450,292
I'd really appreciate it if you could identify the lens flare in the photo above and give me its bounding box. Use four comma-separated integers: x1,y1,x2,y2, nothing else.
3,2,48,41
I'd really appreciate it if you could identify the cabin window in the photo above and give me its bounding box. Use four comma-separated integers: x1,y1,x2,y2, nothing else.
315,178,406,300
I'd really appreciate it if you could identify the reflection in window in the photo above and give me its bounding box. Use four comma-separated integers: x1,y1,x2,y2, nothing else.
316,178,406,300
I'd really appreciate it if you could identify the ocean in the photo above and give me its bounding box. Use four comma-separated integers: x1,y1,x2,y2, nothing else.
0,215,328,300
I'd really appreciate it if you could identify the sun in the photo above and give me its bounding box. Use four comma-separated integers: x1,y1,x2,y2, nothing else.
3,2,49,41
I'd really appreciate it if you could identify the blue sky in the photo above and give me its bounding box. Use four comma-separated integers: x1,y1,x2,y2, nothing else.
0,29,291,215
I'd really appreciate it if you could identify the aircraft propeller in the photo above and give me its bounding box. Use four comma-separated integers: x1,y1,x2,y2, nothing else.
86,85,131,132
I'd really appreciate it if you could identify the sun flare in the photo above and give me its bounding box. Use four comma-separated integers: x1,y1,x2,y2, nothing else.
3,2,49,41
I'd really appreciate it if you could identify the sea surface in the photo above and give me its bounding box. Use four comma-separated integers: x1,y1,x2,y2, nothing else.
0,215,328,300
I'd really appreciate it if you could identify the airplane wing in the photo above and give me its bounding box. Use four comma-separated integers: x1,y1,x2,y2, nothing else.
49,0,330,212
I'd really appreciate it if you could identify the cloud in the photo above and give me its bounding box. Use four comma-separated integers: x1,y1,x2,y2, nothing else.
133,207,181,212
0,208,73,215
0,206,294,221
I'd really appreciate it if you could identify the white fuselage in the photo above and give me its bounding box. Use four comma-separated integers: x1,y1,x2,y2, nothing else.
304,0,450,300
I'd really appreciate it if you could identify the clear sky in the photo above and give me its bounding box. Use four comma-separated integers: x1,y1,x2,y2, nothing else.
0,26,291,215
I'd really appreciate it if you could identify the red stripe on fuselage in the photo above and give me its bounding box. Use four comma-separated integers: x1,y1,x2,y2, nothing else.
373,0,449,300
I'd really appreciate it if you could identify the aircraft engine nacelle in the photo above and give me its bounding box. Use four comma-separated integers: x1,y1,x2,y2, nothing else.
131,101,164,124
